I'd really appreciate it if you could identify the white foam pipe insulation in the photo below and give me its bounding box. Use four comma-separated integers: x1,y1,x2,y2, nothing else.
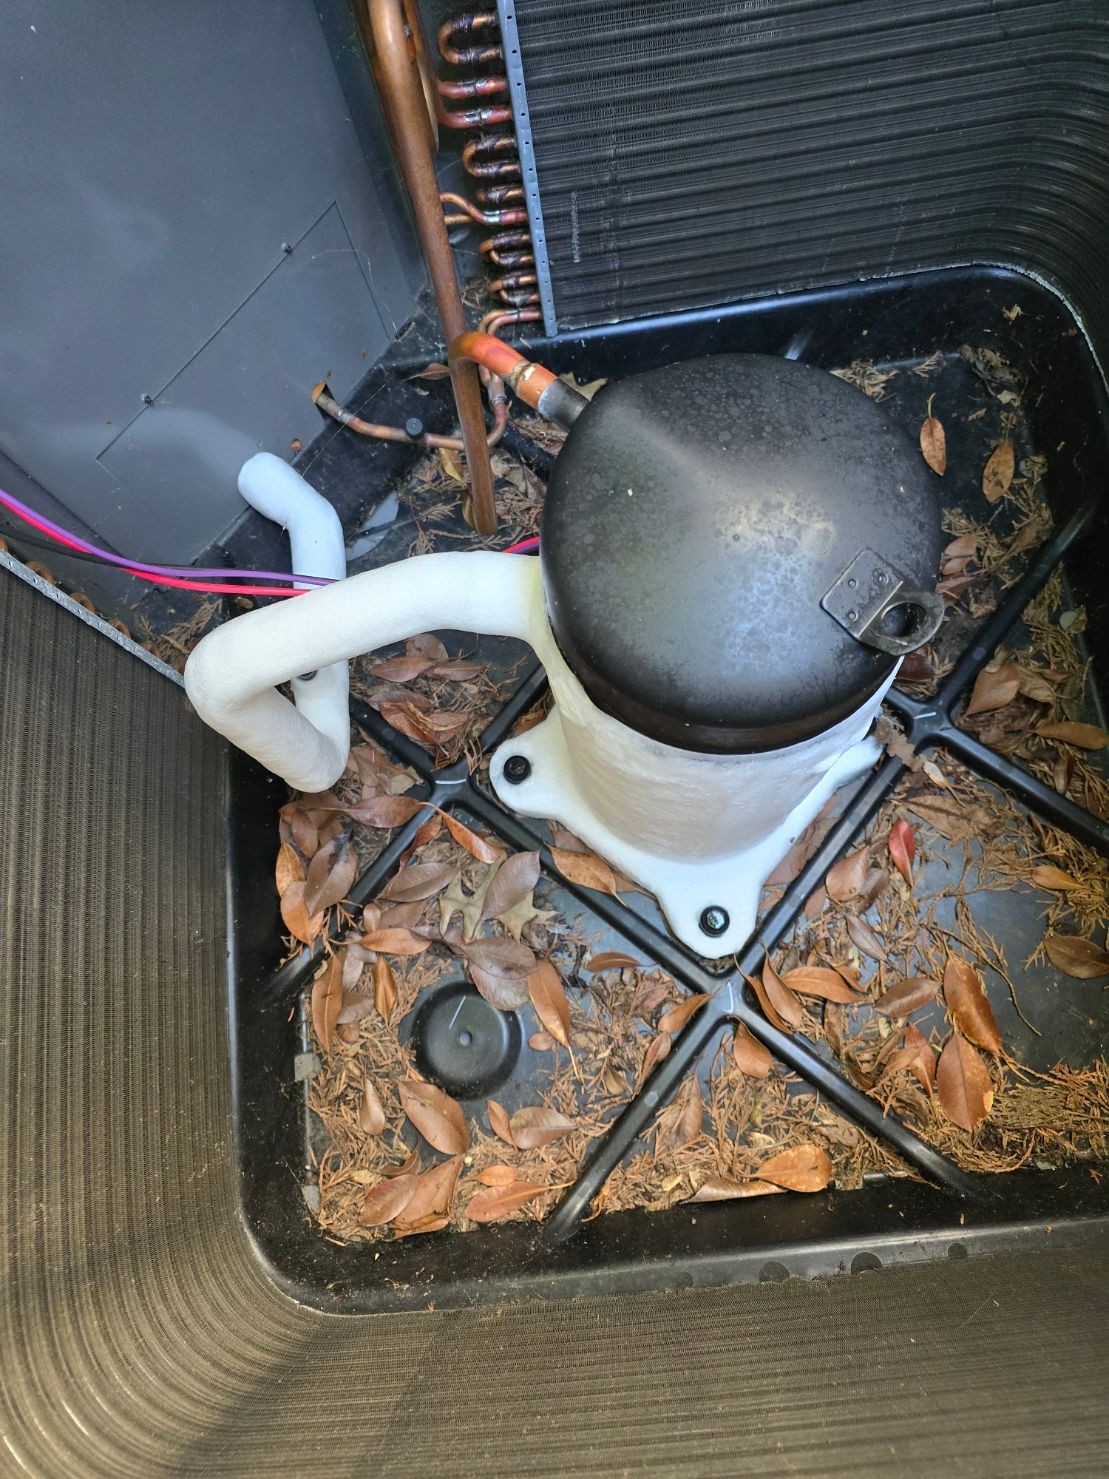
232,453,349,786
184,547,889,953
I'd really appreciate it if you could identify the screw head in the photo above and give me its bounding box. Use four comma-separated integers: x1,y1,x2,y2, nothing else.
846,608,858,622
502,754,531,784
699,905,729,937
404,417,425,439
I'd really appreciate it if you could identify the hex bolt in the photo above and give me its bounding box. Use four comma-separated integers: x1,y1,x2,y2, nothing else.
502,754,531,784
699,905,729,937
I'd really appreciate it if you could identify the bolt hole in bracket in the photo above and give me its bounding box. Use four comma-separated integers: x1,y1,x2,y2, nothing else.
822,547,944,656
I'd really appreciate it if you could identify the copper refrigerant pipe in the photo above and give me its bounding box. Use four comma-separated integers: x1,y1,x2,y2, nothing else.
476,183,524,207
368,0,497,533
463,134,521,180
439,12,503,66
480,306,542,335
452,332,588,428
439,191,527,228
312,376,507,452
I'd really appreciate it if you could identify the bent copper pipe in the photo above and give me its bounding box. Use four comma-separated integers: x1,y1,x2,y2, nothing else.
480,307,542,335
369,0,497,533
476,183,524,207
479,229,532,258
439,191,527,228
463,134,520,180
438,13,502,66
452,332,587,428
312,376,508,452
438,73,507,100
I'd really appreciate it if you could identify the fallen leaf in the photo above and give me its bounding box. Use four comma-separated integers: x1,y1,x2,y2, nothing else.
943,956,1002,1054
919,404,947,475
825,847,869,903
874,976,939,1016
392,1156,462,1237
689,1176,783,1203
359,1174,416,1227
303,830,357,916
756,1144,833,1193
371,653,435,682
465,1181,548,1223
437,447,465,485
846,915,886,962
888,819,916,887
657,1077,703,1153
732,1025,772,1078
455,933,536,1010
1029,863,1081,892
481,851,541,922
344,793,428,828
509,1106,576,1150
409,633,449,663
529,1030,555,1051
964,661,1021,717
359,1075,386,1135
982,438,1015,502
443,812,505,862
636,1032,671,1087
310,956,343,1051
371,957,398,1021
780,966,861,1004
412,361,451,380
657,993,712,1035
430,658,484,680
380,1147,420,1178
280,803,319,858
882,1021,936,1091
1017,669,1057,705
381,861,457,902
1044,934,1109,979
398,1080,470,1154
527,959,572,1048
477,1164,522,1187
279,881,323,945
585,951,640,972
944,533,979,560
1035,721,1109,750
361,927,433,956
936,1033,994,1130
548,845,620,896
275,841,305,897
745,963,802,1034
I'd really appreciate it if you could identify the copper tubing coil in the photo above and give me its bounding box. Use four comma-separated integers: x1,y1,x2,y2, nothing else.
479,307,542,335
369,0,497,532
463,134,520,180
476,183,524,207
312,375,508,452
438,13,502,67
439,191,527,228
490,271,538,302
436,97,512,130
479,229,532,258
486,249,535,270
437,73,506,100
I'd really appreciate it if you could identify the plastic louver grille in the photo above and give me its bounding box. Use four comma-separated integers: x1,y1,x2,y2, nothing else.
509,0,1109,337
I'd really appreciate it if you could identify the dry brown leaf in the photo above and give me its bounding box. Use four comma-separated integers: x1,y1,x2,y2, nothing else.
275,841,305,896
486,1100,516,1150
756,1144,833,1193
398,1080,470,1155
509,1106,576,1150
637,1031,671,1086
943,956,1002,1054
888,819,916,887
882,1021,936,1092
361,927,433,956
279,881,323,945
690,1176,783,1203
431,658,484,680
371,653,435,682
874,976,939,1017
1044,934,1109,979
443,812,505,862
1030,863,1082,891
392,1156,462,1237
825,847,869,903
280,803,319,859
846,915,886,962
584,951,640,972
761,958,805,1029
964,661,1021,717
409,633,449,663
456,933,536,1010
1035,721,1109,751
658,1078,703,1153
482,851,541,922
529,1030,555,1051
359,1174,416,1227
412,361,451,380
381,861,457,903
465,1181,547,1223
344,794,427,829
919,406,947,476
780,966,861,1004
527,959,572,1048
310,956,343,1052
548,845,619,896
732,1025,772,1078
477,1164,522,1187
371,956,398,1021
303,831,357,915
359,1075,386,1135
936,1033,994,1130
982,438,1015,502
657,993,712,1035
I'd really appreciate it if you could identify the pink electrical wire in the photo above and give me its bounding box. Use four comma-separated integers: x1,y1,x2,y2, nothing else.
0,484,541,599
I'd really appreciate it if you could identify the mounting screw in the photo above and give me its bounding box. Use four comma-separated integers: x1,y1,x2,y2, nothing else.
699,905,729,937
281,240,293,254
141,394,153,405
846,609,858,622
503,754,531,784
404,417,425,439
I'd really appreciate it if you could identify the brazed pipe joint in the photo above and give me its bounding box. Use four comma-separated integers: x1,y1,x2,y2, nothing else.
438,11,503,66
452,332,589,428
463,134,520,180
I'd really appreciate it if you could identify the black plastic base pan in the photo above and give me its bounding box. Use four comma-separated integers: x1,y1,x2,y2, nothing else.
230,266,1108,1314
